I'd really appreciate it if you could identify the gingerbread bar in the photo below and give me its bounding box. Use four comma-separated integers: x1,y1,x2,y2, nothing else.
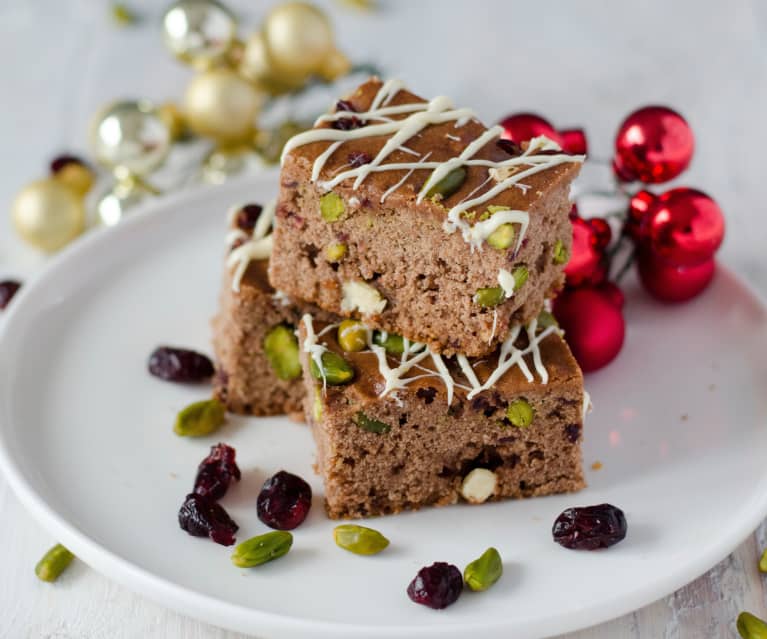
270,78,583,358
212,202,333,416
298,314,586,519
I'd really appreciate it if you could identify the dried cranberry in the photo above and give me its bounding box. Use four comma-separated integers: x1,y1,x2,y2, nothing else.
348,151,372,167
257,470,312,530
552,503,627,550
564,423,581,443
407,562,463,609
178,493,238,546
416,387,437,405
148,346,215,382
0,280,22,310
496,138,521,156
194,443,241,500
235,204,262,231
50,154,88,174
332,100,366,131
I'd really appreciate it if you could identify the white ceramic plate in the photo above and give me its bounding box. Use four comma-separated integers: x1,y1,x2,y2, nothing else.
1,174,766,639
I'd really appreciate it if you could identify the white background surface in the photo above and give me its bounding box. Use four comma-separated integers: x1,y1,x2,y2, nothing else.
0,1,766,637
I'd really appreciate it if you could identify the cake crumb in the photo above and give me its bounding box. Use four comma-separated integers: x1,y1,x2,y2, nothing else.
708,383,717,391
169,472,178,479
680,413,689,421
590,461,603,471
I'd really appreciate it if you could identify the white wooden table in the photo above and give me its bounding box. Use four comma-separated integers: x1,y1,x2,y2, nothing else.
1,1,766,636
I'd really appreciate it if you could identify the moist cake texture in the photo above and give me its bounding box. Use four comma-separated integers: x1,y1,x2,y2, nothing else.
270,78,583,358
212,202,333,416
299,314,586,519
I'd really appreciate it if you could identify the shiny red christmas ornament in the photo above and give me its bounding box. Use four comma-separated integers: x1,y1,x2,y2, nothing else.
553,286,625,372
642,188,724,267
565,216,612,287
499,113,587,154
613,106,694,183
637,248,715,302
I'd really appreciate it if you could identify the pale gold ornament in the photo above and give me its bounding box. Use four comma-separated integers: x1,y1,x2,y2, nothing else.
184,68,264,144
157,102,188,142
12,179,85,252
318,48,351,81
263,2,335,76
162,0,237,69
53,163,96,197
96,176,153,227
90,100,171,178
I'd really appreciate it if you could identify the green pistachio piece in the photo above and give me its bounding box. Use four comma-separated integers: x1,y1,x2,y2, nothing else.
486,223,515,250
760,549,767,573
337,319,367,352
263,324,301,381
537,310,559,329
512,266,529,289
333,524,390,555
35,544,75,582
553,239,569,264
325,242,347,262
474,286,505,308
310,351,355,385
487,205,509,214
464,547,503,592
353,411,391,434
174,398,226,437
506,399,534,427
320,192,345,222
231,531,293,568
372,331,404,355
426,167,467,200
738,612,767,639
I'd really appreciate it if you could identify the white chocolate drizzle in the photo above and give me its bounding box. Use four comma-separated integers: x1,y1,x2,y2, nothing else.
582,390,592,423
281,80,583,254
301,313,558,404
226,200,276,292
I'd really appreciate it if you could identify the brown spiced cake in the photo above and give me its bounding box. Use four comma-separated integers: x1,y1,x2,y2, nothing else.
298,313,586,519
270,78,584,358
212,202,334,416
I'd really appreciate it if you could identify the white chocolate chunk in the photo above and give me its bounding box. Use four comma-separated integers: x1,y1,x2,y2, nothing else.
460,468,498,504
341,281,387,316
497,268,516,299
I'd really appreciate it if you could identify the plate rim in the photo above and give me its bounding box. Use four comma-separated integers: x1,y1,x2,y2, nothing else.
1,178,765,638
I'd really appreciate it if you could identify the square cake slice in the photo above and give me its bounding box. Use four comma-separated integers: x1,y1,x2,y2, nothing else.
298,314,586,519
270,78,583,358
212,202,334,417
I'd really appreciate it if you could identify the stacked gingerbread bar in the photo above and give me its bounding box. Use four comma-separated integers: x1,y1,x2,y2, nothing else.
213,78,587,518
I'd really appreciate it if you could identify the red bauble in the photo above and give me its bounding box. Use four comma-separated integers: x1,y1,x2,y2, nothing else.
554,286,625,373
499,113,587,154
613,106,694,183
565,216,612,287
637,248,715,302
643,188,724,267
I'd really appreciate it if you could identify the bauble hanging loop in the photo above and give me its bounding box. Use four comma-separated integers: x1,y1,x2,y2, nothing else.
613,106,694,183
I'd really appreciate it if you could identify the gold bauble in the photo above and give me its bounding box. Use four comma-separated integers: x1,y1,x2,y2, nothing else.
201,146,259,184
96,177,152,227
239,32,307,94
12,179,85,252
263,2,334,76
184,68,264,144
162,0,237,69
90,100,171,178
157,102,188,142
53,163,96,197
318,48,351,82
